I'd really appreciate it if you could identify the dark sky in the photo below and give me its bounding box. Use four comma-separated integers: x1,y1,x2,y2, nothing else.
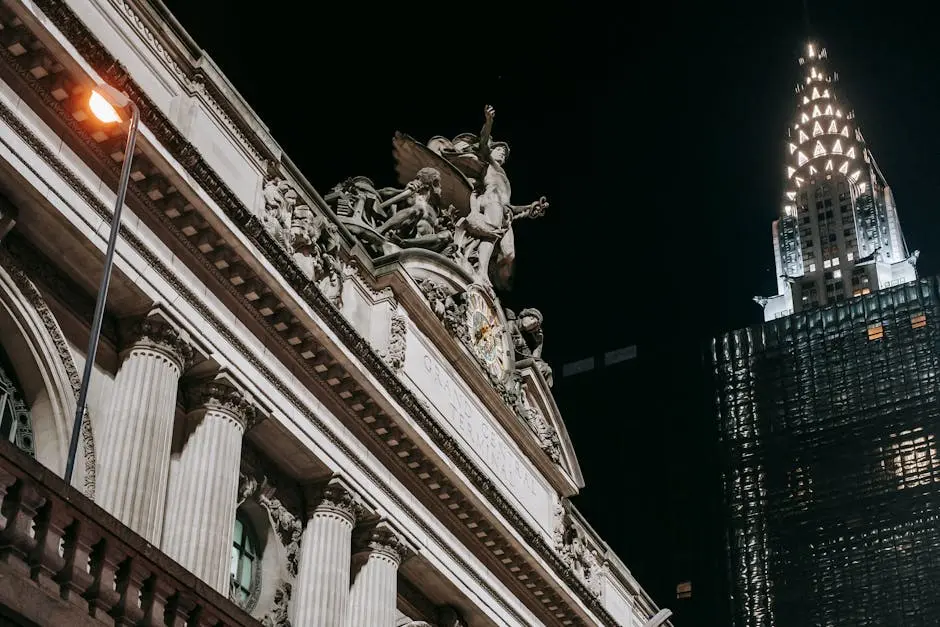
161,1,940,623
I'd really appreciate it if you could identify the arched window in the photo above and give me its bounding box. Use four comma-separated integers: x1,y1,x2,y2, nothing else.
230,510,261,611
0,349,35,458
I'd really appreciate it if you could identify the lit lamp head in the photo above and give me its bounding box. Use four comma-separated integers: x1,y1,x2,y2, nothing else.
88,84,131,124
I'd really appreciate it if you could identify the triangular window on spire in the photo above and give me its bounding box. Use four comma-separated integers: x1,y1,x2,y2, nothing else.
825,159,833,171
835,108,842,117
789,143,798,154
786,191,797,200
801,112,810,123
814,141,826,157
809,165,818,175
812,105,822,118
787,166,796,178
828,120,838,134
803,96,810,104
812,87,821,99
846,147,856,159
813,121,824,137
832,140,843,155
795,176,805,187
841,125,850,137
797,151,809,166
849,170,861,184
825,104,834,116
839,162,849,175
799,130,810,143
823,89,830,98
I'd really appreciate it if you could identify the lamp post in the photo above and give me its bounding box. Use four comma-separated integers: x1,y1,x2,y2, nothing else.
64,84,140,484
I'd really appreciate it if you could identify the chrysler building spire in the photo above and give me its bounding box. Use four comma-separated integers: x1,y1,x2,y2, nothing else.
756,43,918,321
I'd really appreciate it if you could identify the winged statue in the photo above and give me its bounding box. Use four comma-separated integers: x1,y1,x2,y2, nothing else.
326,105,548,291
391,105,549,290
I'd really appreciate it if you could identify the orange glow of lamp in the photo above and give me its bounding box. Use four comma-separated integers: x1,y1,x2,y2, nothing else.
65,83,140,485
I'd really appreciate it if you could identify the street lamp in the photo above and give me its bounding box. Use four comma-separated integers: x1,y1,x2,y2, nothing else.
64,84,140,484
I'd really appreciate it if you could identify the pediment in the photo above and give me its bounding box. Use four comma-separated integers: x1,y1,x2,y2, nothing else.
368,251,583,497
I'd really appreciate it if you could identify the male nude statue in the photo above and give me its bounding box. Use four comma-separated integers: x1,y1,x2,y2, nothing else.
458,105,549,287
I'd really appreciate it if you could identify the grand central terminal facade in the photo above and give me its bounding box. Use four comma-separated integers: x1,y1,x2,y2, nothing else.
0,1,670,625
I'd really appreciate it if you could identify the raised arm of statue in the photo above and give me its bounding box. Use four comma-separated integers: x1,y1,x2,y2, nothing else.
479,104,495,160
510,196,550,219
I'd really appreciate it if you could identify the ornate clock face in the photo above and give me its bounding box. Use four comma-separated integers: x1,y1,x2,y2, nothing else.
465,287,512,381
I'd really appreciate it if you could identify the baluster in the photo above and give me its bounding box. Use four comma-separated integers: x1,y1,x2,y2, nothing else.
0,479,46,575
0,467,16,532
30,500,69,594
164,590,198,627
111,557,149,626
86,538,123,621
57,518,97,612
141,573,176,626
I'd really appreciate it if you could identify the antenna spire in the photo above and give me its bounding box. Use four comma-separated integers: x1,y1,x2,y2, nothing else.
802,0,812,37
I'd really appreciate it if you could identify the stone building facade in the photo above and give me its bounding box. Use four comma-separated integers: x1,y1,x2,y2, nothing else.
0,1,668,625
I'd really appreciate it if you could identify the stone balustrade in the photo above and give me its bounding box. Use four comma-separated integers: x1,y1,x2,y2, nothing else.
0,439,260,627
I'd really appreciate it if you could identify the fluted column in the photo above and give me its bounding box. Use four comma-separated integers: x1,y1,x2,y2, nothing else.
96,310,193,544
290,479,362,627
161,373,254,592
346,523,413,627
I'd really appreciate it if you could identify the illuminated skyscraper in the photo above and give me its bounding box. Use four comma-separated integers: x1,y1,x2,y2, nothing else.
714,42,940,627
756,43,919,321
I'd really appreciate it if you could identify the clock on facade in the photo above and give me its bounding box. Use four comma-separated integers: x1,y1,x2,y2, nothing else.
464,285,513,382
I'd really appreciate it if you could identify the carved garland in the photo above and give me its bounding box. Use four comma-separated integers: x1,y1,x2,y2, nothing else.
0,243,96,497
12,5,620,623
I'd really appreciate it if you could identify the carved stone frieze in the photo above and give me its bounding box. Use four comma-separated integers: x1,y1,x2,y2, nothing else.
385,313,407,372
261,168,344,307
554,501,604,598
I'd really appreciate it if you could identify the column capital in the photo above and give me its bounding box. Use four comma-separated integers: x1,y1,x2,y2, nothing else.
354,521,414,567
120,308,194,370
182,371,256,430
307,477,366,525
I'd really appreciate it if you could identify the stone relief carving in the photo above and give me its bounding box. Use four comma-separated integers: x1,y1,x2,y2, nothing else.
261,167,344,307
385,313,407,372
260,581,292,627
554,499,604,598
506,308,554,387
259,492,304,577
415,279,561,461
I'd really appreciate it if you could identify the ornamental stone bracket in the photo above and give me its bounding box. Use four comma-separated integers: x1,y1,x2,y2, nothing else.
118,306,199,372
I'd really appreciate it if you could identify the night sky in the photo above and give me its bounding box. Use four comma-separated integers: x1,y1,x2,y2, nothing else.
161,1,940,624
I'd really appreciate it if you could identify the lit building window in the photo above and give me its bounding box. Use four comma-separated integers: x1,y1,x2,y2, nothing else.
853,287,871,297
867,323,884,341
883,431,940,490
809,263,817,272
847,251,854,261
230,512,261,610
832,258,840,267
912,313,927,329
833,269,842,279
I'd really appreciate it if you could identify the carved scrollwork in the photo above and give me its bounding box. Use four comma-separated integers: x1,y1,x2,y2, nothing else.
259,493,304,578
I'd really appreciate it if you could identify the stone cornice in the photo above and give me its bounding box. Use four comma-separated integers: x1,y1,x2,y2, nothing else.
3,2,627,623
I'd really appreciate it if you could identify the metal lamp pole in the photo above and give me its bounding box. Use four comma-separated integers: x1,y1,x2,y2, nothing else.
64,87,139,484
